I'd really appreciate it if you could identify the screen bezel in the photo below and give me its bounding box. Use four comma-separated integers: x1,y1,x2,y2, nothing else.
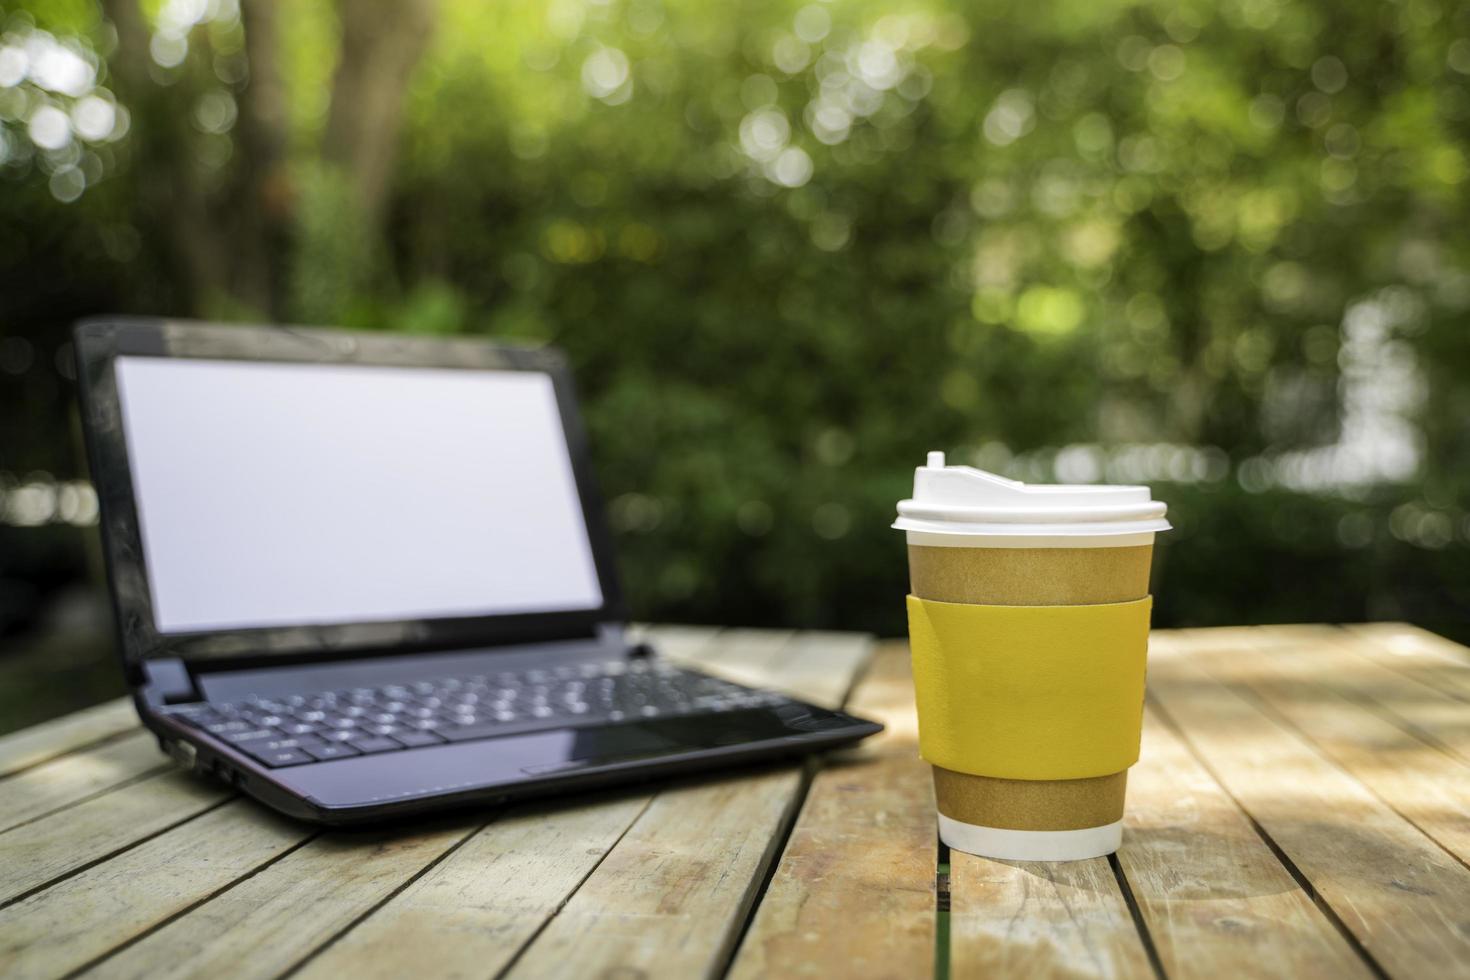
74,316,627,668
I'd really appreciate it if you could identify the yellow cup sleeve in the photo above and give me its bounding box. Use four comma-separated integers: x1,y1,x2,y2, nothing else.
906,594,1151,781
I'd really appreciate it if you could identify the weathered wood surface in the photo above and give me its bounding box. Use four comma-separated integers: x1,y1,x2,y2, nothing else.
501,629,871,980
3,624,1470,980
950,848,1153,980
727,644,937,979
1119,707,1371,980
0,730,168,834
0,697,138,777
1149,630,1470,980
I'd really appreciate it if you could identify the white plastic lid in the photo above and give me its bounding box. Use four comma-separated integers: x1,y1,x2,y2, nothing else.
893,451,1170,542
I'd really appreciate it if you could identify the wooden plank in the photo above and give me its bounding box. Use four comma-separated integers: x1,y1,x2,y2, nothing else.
1120,705,1372,980
1190,625,1470,867
757,631,873,709
1150,630,1470,979
282,627,732,978
672,627,796,689
0,698,139,778
1348,621,1470,664
0,730,169,834
505,766,805,980
1345,622,1470,703
292,794,651,980
7,628,870,980
83,820,476,980
839,639,923,753
300,629,872,980
1244,625,1470,768
950,853,1152,980
0,800,309,980
0,770,229,905
635,623,725,661
503,629,871,979
728,642,937,980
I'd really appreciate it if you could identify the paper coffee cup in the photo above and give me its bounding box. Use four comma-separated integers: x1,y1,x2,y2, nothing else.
895,452,1169,862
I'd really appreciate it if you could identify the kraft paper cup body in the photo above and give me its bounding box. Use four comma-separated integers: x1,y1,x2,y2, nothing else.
894,452,1168,862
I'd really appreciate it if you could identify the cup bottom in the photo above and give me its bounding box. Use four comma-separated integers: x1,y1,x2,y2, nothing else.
938,813,1122,862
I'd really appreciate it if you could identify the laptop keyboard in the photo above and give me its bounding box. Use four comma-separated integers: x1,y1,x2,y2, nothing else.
167,659,794,768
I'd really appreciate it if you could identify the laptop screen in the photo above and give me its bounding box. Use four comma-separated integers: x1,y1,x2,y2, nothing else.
112,356,605,635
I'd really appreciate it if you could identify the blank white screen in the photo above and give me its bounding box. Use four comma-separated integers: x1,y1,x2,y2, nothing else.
114,356,604,634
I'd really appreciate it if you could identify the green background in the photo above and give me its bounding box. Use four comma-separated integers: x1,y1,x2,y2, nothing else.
1,0,1468,729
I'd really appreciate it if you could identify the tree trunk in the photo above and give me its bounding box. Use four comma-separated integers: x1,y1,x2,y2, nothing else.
101,0,225,313
322,0,439,231
234,0,293,317
103,0,438,319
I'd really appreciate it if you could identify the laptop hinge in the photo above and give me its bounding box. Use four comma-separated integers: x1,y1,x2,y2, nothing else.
141,658,200,706
598,621,626,650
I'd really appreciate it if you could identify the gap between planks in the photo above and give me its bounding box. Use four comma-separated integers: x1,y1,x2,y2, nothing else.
0,698,141,780
3,629,730,980
1148,628,1470,980
725,642,938,980
1197,625,1470,870
22,627,739,980
498,629,874,980
17,627,874,980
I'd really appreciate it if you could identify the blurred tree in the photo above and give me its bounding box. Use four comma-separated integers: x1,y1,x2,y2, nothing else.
97,0,439,317
1,0,1467,640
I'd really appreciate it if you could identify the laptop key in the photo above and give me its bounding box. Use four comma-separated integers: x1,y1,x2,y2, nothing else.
202,720,254,735
433,719,571,743
220,728,276,744
347,736,402,754
392,730,445,748
257,748,314,767
302,742,360,762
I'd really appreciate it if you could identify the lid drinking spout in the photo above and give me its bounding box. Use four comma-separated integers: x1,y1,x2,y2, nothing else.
894,449,1171,539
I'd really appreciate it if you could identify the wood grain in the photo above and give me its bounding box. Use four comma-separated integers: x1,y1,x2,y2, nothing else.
1248,625,1470,767
0,730,168,833
634,623,728,662
287,625,733,980
0,800,308,980
837,640,923,755
1120,706,1371,980
26,627,1470,979
84,821,476,980
1344,622,1470,705
1190,626,1470,867
1348,619,1470,662
0,698,139,778
0,769,229,905
950,852,1152,980
505,766,805,980
292,794,651,980
1150,632,1470,979
504,629,872,980
727,643,936,980
674,627,796,689
757,630,874,709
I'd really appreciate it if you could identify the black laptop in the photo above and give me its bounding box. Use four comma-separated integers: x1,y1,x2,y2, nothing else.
73,317,880,825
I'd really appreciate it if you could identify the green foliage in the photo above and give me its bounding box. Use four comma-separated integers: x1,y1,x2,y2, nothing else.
2,0,1469,637
288,161,376,326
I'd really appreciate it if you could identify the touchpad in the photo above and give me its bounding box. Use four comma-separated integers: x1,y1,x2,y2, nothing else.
521,723,678,776
520,707,815,776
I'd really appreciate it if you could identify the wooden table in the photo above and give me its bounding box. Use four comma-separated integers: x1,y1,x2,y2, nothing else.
3,623,1470,979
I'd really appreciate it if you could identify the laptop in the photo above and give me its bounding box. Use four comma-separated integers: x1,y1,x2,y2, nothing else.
73,317,881,825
